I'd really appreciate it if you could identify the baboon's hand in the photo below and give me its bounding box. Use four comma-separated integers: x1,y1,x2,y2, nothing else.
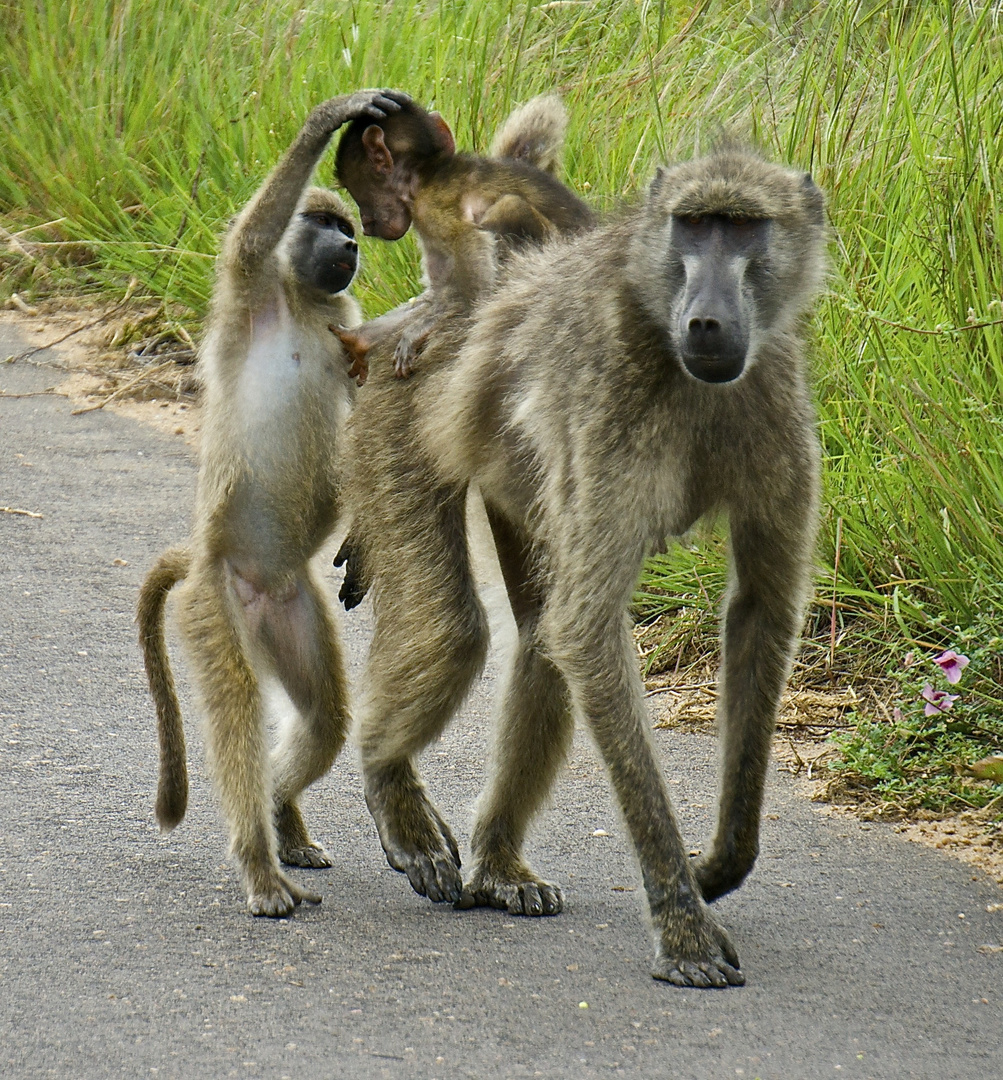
334,536,369,610
309,89,411,136
329,324,368,386
392,324,430,378
692,847,756,903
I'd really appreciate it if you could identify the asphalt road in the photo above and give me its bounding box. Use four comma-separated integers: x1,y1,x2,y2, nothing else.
2,326,1002,1079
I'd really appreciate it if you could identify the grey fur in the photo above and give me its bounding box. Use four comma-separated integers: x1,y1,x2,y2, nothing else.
343,148,826,986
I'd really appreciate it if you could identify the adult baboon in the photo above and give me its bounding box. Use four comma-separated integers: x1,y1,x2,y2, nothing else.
136,89,409,917
343,149,827,986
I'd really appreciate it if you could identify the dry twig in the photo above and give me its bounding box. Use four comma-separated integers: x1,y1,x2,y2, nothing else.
70,360,177,415
0,387,61,399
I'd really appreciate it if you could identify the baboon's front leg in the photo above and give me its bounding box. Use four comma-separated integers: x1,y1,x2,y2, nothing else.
694,509,816,903
552,612,744,988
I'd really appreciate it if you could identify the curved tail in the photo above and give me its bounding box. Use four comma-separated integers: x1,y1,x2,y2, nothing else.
136,545,192,831
490,94,568,175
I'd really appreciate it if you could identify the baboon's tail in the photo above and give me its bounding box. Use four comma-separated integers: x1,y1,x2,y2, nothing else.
489,94,568,176
136,545,192,831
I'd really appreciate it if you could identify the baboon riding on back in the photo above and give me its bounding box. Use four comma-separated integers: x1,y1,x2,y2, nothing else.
343,148,827,988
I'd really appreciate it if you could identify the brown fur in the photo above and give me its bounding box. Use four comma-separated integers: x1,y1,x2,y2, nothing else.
334,95,594,379
342,149,827,986
489,94,569,175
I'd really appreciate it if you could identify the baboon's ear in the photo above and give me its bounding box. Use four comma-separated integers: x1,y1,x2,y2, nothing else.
362,125,395,175
649,167,668,196
801,172,825,225
428,112,456,156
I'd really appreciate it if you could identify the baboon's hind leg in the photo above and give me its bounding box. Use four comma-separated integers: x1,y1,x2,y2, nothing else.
261,568,351,869
179,563,319,917
459,509,572,917
359,486,488,904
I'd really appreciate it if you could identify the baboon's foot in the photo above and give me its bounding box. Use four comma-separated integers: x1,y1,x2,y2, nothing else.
392,323,432,379
246,870,321,918
651,910,744,988
275,803,333,869
692,845,756,903
279,841,333,869
456,860,563,917
366,785,462,904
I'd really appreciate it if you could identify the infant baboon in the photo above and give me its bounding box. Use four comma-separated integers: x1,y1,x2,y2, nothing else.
343,149,827,986
136,89,408,917
333,94,594,378
332,94,592,611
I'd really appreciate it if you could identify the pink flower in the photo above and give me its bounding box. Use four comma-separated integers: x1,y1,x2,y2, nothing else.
892,707,903,722
933,650,970,685
921,683,959,716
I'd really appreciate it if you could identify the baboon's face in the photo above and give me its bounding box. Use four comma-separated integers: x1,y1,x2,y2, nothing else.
639,155,827,385
337,126,414,241
345,169,413,241
669,213,771,384
289,210,359,295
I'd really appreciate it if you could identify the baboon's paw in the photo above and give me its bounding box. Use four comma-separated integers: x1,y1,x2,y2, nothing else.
386,842,463,904
247,873,321,917
431,805,461,867
456,868,563,916
651,955,745,988
279,841,333,869
392,336,418,379
651,917,744,988
368,787,462,902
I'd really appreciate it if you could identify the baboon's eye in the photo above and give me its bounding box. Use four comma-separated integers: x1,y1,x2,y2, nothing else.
729,214,751,226
304,212,334,228
685,214,704,226
337,218,355,238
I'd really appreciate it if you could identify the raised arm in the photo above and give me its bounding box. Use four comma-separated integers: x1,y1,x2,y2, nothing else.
227,89,410,272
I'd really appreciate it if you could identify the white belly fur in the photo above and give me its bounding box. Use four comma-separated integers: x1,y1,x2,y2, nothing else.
233,292,350,467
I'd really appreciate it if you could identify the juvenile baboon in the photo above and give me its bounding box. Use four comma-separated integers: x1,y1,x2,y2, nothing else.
343,149,827,986
332,95,594,378
136,89,409,917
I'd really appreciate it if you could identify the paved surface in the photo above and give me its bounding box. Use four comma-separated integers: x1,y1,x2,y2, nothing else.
2,325,1002,1079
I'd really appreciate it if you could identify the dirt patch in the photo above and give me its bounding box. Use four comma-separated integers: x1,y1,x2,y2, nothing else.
1,304,201,446
893,816,1003,886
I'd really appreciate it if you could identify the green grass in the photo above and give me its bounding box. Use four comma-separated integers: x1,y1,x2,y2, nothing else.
3,0,1002,810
